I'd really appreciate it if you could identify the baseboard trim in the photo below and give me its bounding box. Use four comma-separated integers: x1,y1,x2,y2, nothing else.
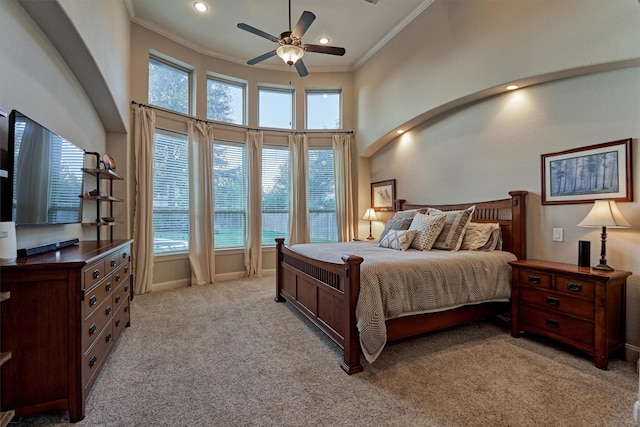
626,343,640,363
150,269,277,292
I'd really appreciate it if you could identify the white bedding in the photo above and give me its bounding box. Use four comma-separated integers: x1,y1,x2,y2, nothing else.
289,241,516,363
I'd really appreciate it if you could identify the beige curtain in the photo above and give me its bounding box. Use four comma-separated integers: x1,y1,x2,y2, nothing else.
245,131,263,276
132,105,156,294
288,133,309,245
188,121,215,285
332,134,356,242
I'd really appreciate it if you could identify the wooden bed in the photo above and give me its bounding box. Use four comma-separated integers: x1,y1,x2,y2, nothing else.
275,190,528,374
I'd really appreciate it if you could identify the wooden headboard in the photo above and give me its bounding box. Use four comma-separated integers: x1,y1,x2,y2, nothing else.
396,190,528,259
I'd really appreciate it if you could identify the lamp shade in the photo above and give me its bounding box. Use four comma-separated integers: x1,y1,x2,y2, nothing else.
276,45,304,65
0,221,17,261
362,208,378,221
577,200,631,228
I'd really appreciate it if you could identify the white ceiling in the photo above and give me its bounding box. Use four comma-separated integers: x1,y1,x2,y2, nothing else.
127,0,432,72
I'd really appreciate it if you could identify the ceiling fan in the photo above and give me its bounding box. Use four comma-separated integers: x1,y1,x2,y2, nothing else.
236,0,346,77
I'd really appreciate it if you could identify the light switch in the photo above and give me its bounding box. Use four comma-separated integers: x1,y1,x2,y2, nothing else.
552,228,564,242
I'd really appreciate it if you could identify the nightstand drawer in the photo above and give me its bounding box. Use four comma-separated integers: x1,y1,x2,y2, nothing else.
554,275,595,299
519,287,594,319
518,270,551,289
519,306,594,348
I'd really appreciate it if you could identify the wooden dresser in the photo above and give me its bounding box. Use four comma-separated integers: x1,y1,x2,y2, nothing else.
0,240,133,422
509,259,630,370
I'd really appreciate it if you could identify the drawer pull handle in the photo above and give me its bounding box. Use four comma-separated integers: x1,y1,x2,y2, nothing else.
89,355,97,367
89,296,97,306
93,269,100,279
545,296,560,307
115,295,121,304
105,333,112,343
89,324,97,335
545,318,559,328
527,275,541,285
115,319,121,328
106,283,112,292
566,282,582,292
111,260,116,267
105,306,112,316
115,274,121,282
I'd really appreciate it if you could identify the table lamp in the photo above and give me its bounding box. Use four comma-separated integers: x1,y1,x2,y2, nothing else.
577,200,630,271
362,208,378,240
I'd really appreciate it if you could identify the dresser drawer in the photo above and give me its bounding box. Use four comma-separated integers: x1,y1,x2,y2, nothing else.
82,297,113,354
83,260,105,290
518,270,551,289
83,277,115,320
519,306,594,348
519,286,594,319
113,298,130,343
113,277,130,312
83,320,114,390
113,262,130,288
118,246,130,266
104,252,120,275
554,275,595,299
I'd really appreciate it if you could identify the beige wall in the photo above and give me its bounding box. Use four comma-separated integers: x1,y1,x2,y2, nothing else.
129,23,356,289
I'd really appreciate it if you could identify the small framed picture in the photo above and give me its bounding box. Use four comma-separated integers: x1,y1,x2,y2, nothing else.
371,179,396,211
541,139,632,205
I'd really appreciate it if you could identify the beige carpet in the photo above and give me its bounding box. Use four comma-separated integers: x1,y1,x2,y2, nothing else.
11,276,638,426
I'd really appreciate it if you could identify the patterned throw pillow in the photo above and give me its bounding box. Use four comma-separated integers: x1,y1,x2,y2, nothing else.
379,229,417,251
428,205,475,251
461,222,500,250
379,217,413,242
408,213,446,250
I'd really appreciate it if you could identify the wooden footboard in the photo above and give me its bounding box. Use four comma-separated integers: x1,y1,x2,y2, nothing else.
275,190,528,374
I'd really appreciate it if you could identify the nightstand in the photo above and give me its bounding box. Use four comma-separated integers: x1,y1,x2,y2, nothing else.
509,259,631,370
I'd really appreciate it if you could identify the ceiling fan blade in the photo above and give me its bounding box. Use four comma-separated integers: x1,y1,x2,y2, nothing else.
294,59,309,77
237,23,280,43
303,44,346,56
292,11,316,39
247,50,278,65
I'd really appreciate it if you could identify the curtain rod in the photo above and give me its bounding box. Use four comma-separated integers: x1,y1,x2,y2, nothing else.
130,101,354,135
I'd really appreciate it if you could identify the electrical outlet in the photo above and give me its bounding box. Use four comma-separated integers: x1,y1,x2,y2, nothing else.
552,228,564,242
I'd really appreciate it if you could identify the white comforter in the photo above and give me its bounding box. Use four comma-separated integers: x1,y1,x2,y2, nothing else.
289,241,516,363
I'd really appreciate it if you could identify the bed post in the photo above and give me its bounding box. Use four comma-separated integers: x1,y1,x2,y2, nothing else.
341,254,364,374
275,238,286,302
509,191,528,260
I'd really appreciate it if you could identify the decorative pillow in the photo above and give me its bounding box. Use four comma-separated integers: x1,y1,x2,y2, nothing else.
379,217,413,242
408,213,446,250
389,208,430,221
461,222,500,251
428,205,475,251
379,229,416,251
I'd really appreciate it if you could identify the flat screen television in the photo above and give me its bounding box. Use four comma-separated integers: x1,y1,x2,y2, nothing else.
1,110,85,226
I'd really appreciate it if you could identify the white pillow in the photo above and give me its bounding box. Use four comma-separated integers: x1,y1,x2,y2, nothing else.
408,213,446,250
379,229,416,251
461,222,500,250
428,205,475,251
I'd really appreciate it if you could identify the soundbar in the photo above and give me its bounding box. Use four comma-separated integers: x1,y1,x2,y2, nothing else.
17,238,80,258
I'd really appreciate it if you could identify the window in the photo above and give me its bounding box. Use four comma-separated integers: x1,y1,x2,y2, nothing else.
262,146,290,245
308,147,337,242
306,89,341,129
148,56,191,114
207,76,246,125
153,130,189,254
213,141,246,248
258,86,294,129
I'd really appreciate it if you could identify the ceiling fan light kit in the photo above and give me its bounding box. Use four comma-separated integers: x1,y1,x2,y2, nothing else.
237,0,346,77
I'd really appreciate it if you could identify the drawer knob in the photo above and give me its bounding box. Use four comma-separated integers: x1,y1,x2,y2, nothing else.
124,267,129,274
89,355,98,368
115,274,121,282
93,269,100,280
111,260,116,267
545,296,560,307
115,295,121,304
545,318,559,328
89,295,97,306
122,252,127,259
105,332,112,343
527,275,541,285
124,306,129,313
124,285,129,292
89,323,97,335
105,306,112,316
566,282,582,292
115,319,121,328
106,283,112,292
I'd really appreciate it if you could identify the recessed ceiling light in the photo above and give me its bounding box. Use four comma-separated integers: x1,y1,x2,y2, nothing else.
193,2,208,12
318,37,330,45
506,85,519,90
396,129,405,134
